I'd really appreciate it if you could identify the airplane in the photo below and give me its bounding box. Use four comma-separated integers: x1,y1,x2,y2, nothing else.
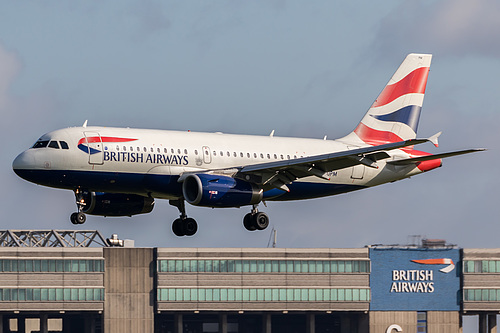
12,54,484,237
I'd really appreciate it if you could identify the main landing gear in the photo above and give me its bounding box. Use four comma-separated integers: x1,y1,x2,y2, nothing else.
70,189,87,225
243,204,270,231
169,199,198,237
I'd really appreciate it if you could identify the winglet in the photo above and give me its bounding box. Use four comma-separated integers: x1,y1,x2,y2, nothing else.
428,131,441,147
83,120,88,128
270,130,275,137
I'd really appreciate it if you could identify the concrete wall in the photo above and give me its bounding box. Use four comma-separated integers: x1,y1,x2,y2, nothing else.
104,248,154,333
369,311,417,333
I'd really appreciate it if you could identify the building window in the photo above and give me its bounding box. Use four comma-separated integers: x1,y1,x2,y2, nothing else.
157,288,370,302
464,260,500,273
417,311,427,333
158,259,370,274
0,259,104,273
0,288,104,301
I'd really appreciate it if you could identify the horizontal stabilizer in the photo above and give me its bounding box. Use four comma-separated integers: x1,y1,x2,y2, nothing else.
387,148,485,166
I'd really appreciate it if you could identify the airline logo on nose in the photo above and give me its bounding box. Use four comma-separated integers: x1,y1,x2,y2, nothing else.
411,258,455,273
78,136,138,154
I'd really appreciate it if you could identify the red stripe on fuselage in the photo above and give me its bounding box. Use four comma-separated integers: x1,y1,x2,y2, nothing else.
78,137,138,145
372,67,429,108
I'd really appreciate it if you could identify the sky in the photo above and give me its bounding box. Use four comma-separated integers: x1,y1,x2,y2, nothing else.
1,0,499,248
1,0,499,330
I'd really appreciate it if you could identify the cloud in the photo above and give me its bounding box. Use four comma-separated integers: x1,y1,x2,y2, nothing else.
373,0,500,59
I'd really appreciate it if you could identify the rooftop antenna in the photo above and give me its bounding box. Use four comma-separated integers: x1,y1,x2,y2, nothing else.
267,228,277,248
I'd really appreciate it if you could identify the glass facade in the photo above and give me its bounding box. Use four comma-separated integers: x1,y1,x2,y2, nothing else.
0,259,104,273
463,260,500,273
0,288,104,301
158,260,370,273
158,288,370,302
463,289,500,301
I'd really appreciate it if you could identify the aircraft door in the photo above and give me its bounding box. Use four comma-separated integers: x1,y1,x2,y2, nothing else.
202,146,211,164
351,165,365,180
84,132,104,165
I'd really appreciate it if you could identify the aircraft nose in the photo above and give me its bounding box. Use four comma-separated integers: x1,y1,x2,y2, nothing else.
12,151,36,179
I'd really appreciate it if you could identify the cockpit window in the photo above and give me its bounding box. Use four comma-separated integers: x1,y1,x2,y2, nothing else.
48,141,60,149
60,141,69,149
32,141,49,149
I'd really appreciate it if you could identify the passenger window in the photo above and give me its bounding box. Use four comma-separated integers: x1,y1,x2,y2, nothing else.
267,154,270,159
227,151,230,157
130,146,133,151
274,154,277,159
164,148,167,153
178,149,181,154
220,151,223,156
184,149,188,155
195,150,198,155
143,147,147,152
260,153,264,159
123,146,127,151
48,141,60,149
150,147,154,152
137,147,140,152
280,155,284,160
32,141,49,149
240,152,243,157
205,150,209,155
213,151,216,156
171,148,174,154
233,152,237,157
287,155,290,159
247,153,250,158
60,141,69,149
253,153,257,158
116,146,120,151
157,148,160,153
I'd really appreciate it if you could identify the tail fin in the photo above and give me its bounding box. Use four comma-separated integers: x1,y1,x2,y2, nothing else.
344,54,432,146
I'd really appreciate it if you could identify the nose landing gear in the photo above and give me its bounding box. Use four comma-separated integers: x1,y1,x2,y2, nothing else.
243,204,269,231
70,189,87,225
169,199,198,237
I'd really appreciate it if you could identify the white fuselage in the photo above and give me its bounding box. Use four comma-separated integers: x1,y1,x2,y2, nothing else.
13,126,424,202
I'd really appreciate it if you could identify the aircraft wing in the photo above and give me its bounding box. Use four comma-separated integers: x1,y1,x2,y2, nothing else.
233,137,434,192
386,148,485,166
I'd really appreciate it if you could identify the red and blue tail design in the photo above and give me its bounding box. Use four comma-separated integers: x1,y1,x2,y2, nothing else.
348,54,432,146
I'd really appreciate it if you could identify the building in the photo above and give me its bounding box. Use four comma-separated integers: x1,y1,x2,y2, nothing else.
0,231,498,333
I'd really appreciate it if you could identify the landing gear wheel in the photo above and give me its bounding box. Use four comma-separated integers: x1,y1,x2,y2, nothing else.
76,212,86,224
169,199,198,237
183,218,198,236
172,218,185,237
70,213,79,225
253,212,269,230
243,213,257,231
70,212,86,225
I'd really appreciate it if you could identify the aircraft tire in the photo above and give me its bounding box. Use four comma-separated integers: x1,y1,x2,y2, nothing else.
243,213,257,231
254,212,269,230
76,212,86,224
183,218,198,236
172,218,185,237
70,213,79,225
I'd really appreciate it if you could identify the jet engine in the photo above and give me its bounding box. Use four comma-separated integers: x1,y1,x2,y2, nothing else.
78,191,155,217
182,174,262,208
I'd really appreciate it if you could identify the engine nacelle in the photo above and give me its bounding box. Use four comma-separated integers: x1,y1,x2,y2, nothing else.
182,174,263,208
80,192,155,217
